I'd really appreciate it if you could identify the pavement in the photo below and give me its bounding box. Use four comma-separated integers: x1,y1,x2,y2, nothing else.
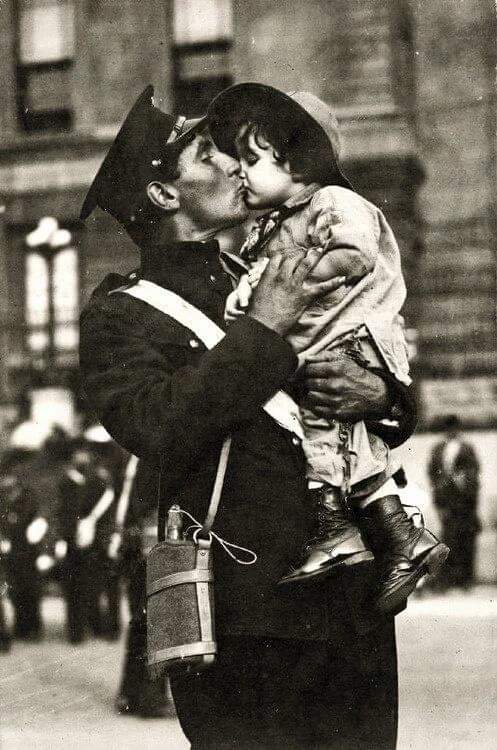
0,586,496,750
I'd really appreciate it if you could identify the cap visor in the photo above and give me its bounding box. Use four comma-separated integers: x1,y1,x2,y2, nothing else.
164,115,207,151
80,85,155,220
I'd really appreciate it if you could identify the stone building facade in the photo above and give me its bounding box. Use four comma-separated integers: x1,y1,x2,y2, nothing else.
0,0,495,431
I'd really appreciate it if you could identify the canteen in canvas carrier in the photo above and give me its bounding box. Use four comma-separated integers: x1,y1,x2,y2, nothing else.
146,505,216,678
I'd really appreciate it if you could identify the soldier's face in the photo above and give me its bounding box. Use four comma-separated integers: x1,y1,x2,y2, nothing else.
174,131,249,231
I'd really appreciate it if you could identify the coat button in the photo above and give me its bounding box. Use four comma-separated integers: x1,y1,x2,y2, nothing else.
292,437,300,446
209,274,216,283
189,339,199,348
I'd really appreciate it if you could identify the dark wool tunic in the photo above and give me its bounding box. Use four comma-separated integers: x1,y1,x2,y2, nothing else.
80,239,398,639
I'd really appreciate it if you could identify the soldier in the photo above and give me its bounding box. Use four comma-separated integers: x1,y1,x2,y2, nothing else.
428,415,481,590
56,439,115,643
0,447,44,640
79,88,417,749
111,453,169,716
83,425,127,640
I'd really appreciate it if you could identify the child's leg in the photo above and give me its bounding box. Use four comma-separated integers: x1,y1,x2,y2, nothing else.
279,409,374,586
279,484,374,585
354,480,450,613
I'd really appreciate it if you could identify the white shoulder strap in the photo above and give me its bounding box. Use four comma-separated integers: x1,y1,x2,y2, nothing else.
123,280,225,348
117,280,304,439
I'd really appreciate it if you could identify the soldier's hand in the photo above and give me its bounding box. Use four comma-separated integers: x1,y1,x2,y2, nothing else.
248,249,346,337
108,531,122,560
0,539,11,555
36,554,54,573
54,540,68,560
26,517,49,545
302,347,389,421
76,517,96,549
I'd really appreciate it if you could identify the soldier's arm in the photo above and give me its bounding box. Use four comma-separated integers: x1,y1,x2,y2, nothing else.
80,296,297,465
301,349,417,448
306,186,379,283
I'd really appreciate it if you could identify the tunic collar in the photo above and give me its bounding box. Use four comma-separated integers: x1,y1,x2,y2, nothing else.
282,182,322,210
138,239,231,325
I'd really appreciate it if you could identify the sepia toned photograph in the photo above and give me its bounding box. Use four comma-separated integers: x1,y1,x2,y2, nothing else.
0,1,496,748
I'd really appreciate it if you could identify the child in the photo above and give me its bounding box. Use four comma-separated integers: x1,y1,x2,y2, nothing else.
208,84,449,613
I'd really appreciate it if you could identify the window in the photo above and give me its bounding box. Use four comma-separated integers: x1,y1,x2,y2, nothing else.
172,0,232,117
25,219,79,366
15,0,75,132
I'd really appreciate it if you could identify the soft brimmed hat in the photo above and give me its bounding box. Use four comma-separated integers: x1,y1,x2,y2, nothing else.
208,82,354,191
80,86,206,224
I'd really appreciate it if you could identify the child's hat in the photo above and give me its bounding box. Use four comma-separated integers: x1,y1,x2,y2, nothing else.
208,82,353,191
80,86,206,224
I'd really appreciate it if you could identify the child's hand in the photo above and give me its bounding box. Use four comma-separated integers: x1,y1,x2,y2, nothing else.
247,257,270,288
312,208,342,248
224,276,253,322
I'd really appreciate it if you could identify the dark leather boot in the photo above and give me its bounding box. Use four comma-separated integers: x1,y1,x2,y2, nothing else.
360,495,450,614
279,489,374,584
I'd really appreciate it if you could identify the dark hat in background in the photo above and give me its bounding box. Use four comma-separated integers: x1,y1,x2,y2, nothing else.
80,86,206,225
207,82,354,191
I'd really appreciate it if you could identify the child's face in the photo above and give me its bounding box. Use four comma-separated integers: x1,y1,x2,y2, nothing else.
236,127,295,210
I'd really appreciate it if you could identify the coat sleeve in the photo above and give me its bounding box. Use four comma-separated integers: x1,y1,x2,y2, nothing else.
79,295,297,465
364,368,417,448
306,186,379,282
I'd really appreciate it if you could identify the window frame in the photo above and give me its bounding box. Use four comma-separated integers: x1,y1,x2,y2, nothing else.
14,0,75,133
171,39,232,118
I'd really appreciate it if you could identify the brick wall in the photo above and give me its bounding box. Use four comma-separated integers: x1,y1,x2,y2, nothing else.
85,0,174,127
409,0,497,386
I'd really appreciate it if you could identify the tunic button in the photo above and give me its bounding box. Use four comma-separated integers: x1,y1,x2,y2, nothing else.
189,339,199,348
209,274,216,283
291,437,300,446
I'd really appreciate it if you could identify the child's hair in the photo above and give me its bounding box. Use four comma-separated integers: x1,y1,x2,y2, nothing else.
235,116,342,187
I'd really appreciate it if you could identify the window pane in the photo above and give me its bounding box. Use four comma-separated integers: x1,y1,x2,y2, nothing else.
53,247,78,324
178,48,231,80
174,0,232,44
19,1,75,64
25,253,49,327
28,330,50,352
54,323,78,350
175,76,232,118
24,66,72,113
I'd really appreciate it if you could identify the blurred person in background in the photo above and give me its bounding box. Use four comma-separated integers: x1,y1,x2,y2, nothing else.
0,440,51,641
110,452,169,717
0,424,78,641
83,425,128,640
56,438,115,643
428,414,481,591
0,525,11,652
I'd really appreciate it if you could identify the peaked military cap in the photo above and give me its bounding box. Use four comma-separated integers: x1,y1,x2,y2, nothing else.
208,82,354,192
80,86,206,224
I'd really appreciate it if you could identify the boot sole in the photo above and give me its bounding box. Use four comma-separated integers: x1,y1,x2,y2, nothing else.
375,543,450,614
278,550,375,585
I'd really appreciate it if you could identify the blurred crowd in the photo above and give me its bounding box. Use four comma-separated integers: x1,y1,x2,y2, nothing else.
0,412,482,719
0,422,154,657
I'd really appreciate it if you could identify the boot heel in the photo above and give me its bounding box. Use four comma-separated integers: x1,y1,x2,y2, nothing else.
423,543,450,575
343,550,375,567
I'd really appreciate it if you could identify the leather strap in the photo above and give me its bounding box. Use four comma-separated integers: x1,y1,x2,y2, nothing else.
203,436,231,535
147,568,214,597
148,640,216,666
116,280,304,440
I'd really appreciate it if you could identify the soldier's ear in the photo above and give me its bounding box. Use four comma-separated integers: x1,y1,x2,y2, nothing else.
146,181,180,213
